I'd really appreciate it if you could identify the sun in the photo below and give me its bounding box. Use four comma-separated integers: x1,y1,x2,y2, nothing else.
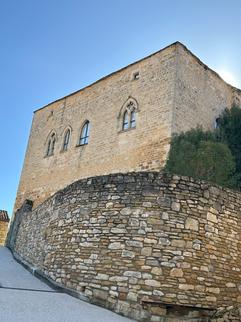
218,69,239,87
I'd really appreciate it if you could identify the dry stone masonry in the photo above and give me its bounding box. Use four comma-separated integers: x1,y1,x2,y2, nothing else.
9,172,241,321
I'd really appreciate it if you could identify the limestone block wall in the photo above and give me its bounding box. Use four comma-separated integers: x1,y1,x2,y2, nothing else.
172,44,241,133
14,44,177,211
11,172,241,321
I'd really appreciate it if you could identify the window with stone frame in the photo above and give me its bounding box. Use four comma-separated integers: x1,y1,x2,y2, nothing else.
79,121,90,145
122,100,137,131
63,129,71,151
46,133,56,156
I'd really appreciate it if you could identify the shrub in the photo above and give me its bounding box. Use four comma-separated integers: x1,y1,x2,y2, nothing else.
191,141,237,188
165,128,238,188
216,105,241,183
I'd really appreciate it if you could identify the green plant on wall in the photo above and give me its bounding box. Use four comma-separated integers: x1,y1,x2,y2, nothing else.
165,128,238,189
216,105,241,187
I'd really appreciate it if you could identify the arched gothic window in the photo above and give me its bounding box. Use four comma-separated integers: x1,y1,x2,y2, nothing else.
63,129,70,151
121,99,137,131
79,121,90,145
46,133,56,156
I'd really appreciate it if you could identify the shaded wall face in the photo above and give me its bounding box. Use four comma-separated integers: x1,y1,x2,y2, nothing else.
14,46,177,211
172,45,241,134
0,221,9,246
13,173,241,320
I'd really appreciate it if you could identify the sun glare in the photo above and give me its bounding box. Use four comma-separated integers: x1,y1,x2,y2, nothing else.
218,69,239,87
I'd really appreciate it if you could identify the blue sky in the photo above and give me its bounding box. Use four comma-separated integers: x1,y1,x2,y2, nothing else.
1,0,241,216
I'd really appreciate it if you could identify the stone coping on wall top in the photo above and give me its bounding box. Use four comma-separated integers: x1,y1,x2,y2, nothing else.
0,210,9,222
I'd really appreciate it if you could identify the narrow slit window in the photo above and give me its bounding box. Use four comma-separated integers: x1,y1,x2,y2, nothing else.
130,110,136,128
80,121,90,145
123,111,129,130
63,129,70,151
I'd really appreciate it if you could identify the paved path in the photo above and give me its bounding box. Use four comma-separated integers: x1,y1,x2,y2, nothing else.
0,247,133,322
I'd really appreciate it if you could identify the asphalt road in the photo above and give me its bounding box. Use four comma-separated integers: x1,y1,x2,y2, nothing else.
0,247,133,322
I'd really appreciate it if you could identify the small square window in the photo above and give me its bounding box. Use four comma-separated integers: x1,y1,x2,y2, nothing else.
133,72,140,80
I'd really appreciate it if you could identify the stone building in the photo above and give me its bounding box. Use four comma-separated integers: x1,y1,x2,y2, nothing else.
14,41,241,212
9,42,241,321
0,210,9,245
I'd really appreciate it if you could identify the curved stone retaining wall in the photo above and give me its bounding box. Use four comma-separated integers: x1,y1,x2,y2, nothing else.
10,172,241,321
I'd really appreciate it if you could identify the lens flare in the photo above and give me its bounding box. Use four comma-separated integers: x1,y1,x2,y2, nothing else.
218,70,239,87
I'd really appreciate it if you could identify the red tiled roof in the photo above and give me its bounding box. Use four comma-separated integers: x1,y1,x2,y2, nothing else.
0,210,9,222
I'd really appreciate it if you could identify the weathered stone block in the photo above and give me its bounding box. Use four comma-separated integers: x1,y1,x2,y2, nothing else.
171,239,186,248
207,212,218,223
123,271,141,278
93,289,108,300
108,242,123,250
171,202,181,212
185,217,199,231
140,247,152,256
122,250,135,258
170,268,183,277
179,284,195,291
145,279,161,287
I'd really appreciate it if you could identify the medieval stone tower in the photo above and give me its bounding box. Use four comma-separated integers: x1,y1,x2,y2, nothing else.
14,42,241,212
9,42,241,321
